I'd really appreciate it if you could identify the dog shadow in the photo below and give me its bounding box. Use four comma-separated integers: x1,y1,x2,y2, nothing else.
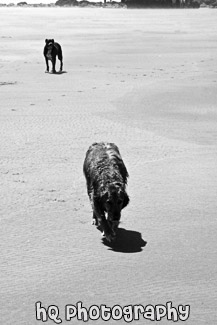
46,71,67,75
53,70,67,75
101,228,147,253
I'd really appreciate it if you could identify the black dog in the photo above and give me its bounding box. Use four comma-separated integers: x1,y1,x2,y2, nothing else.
83,142,129,242
43,39,63,73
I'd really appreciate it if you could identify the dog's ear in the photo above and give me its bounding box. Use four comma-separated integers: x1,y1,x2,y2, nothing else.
51,39,54,43
93,194,104,212
45,39,48,44
122,192,129,209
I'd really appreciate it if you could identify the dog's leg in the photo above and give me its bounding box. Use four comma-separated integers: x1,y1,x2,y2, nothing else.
88,190,97,226
45,58,49,73
58,56,63,72
58,46,63,72
59,59,63,72
93,202,114,242
51,57,56,73
92,212,98,226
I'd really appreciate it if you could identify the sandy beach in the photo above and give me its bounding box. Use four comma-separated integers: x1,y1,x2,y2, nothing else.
0,7,217,324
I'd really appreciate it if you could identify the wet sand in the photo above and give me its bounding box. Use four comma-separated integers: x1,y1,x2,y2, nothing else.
0,7,217,324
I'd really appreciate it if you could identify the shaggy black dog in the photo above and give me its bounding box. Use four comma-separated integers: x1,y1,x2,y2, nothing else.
43,39,63,73
83,142,129,242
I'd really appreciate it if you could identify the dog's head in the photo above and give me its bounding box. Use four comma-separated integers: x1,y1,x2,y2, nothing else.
45,39,55,59
101,183,129,230
45,39,54,47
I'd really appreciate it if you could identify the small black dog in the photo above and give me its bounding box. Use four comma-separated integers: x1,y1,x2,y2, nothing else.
43,39,63,73
83,142,129,242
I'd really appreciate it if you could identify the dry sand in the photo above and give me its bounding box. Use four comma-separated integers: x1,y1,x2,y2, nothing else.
0,7,217,325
